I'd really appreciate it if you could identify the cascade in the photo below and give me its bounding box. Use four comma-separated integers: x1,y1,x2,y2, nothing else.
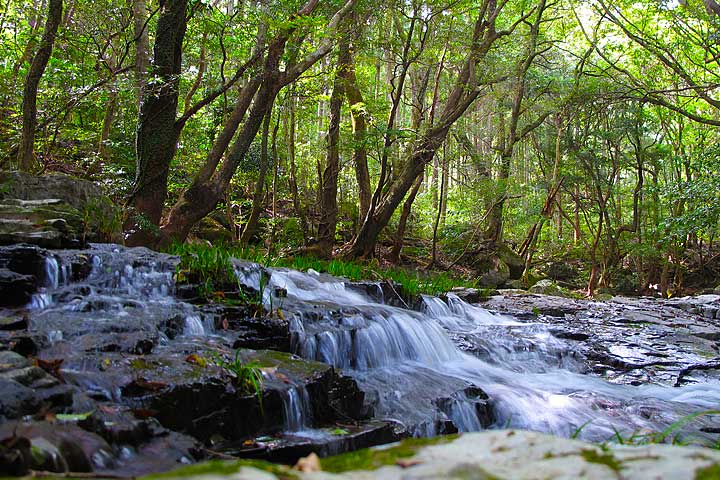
282,385,313,432
262,267,720,440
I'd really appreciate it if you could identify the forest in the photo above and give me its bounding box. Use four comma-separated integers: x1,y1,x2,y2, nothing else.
3,0,720,296
3,1,720,477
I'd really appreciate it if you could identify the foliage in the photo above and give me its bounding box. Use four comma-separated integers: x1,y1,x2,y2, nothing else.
169,243,237,297
602,410,720,448
212,349,264,401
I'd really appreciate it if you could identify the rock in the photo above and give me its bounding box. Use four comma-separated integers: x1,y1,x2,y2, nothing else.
448,287,493,304
0,244,48,277
0,351,74,420
478,257,510,288
0,315,28,331
0,172,122,246
191,217,234,244
0,421,112,473
529,279,563,296
496,243,525,280
153,430,720,479
227,421,400,464
0,269,36,306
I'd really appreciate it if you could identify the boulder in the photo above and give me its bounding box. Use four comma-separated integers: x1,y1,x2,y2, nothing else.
0,269,36,306
0,421,112,473
478,258,510,288
496,242,525,279
529,279,563,296
0,172,121,246
152,430,720,480
191,217,234,244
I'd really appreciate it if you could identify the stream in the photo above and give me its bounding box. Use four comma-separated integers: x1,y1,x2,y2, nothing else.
1,243,719,475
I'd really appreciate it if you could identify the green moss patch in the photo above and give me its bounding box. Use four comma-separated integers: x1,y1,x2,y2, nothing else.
580,449,622,472
320,434,459,473
696,463,720,480
142,459,297,479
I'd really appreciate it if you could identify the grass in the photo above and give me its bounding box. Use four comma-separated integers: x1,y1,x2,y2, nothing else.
578,410,720,449
167,243,486,298
169,243,237,297
212,349,264,403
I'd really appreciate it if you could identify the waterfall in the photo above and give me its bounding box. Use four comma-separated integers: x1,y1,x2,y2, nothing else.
27,256,64,310
282,385,312,432
267,266,720,440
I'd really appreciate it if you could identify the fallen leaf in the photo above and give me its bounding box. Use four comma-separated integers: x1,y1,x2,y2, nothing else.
221,318,229,330
36,358,64,381
131,377,167,392
396,459,422,468
56,411,93,422
294,452,321,472
186,353,207,367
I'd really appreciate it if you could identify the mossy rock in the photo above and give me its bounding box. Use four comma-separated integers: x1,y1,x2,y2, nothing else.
495,243,524,280
0,172,122,245
192,217,234,244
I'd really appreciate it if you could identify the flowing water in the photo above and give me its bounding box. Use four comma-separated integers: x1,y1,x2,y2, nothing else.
261,267,720,440
20,245,720,442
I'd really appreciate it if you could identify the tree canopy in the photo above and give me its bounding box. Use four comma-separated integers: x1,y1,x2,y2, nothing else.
3,0,720,296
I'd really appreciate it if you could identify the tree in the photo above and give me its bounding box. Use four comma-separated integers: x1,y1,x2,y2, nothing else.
344,0,535,258
17,0,62,171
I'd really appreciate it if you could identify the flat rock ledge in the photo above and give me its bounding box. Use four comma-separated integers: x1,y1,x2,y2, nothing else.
152,430,720,480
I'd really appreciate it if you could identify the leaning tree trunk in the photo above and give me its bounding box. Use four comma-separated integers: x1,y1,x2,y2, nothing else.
126,0,187,244
17,0,62,171
239,110,272,245
317,42,347,258
390,173,423,263
344,0,519,259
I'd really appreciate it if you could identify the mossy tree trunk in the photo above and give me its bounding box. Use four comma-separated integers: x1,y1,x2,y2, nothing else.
126,0,187,245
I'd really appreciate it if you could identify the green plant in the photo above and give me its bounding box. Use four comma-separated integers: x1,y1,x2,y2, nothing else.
169,243,237,297
212,350,264,403
604,410,720,448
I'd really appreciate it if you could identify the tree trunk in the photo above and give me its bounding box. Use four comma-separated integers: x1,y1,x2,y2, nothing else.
340,42,371,225
285,91,309,241
133,0,150,104
390,173,423,263
239,110,272,245
126,0,187,244
317,43,347,258
17,0,62,171
97,87,118,163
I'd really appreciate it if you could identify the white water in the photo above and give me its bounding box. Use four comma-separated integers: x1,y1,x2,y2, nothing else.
27,256,66,310
282,385,313,432
29,246,212,341
264,268,720,440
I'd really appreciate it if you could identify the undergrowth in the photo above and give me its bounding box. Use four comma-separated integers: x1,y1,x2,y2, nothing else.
167,243,484,297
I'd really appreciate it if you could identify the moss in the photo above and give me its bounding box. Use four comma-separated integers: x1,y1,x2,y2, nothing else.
580,449,622,472
320,434,459,473
447,464,501,480
696,463,720,480
141,459,297,480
